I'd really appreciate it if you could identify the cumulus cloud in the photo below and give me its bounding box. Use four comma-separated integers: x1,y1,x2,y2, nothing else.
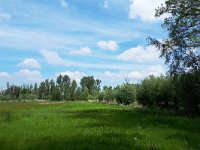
97,40,119,51
117,45,160,63
17,58,41,69
70,47,92,56
56,71,86,82
129,0,166,22
0,72,11,79
60,0,68,8
101,65,165,82
0,12,11,20
17,69,41,81
40,49,67,65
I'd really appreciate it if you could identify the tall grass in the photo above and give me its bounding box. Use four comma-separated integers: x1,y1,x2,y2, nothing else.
0,101,199,150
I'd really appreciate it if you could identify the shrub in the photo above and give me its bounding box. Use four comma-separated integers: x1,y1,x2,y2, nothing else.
115,83,136,105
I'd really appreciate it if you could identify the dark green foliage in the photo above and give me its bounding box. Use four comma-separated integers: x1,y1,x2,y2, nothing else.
137,73,200,115
0,75,101,102
80,76,95,95
137,75,159,107
69,80,77,100
74,87,82,100
80,76,101,95
175,71,200,114
148,0,200,74
115,83,136,105
1,72,199,115
50,87,61,101
80,87,89,101
97,91,105,102
103,86,115,102
38,81,45,99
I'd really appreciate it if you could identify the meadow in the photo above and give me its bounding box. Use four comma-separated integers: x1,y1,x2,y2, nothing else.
0,101,199,150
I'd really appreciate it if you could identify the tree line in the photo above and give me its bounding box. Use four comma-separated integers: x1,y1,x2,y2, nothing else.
0,75,101,102
1,71,199,115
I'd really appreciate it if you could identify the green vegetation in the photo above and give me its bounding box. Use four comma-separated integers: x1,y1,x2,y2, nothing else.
148,0,200,75
1,72,200,115
0,101,199,150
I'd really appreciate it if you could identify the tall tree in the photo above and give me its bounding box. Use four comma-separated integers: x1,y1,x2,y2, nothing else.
80,76,101,95
49,79,55,93
56,75,63,99
148,0,200,75
38,82,45,99
44,79,50,97
70,80,77,100
33,83,38,95
62,75,71,100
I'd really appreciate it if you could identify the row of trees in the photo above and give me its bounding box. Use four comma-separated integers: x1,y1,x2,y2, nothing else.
0,72,199,115
98,83,136,105
137,71,200,115
0,75,101,101
97,72,199,115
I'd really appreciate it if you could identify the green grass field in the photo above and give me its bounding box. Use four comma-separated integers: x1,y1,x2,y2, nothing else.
0,101,199,150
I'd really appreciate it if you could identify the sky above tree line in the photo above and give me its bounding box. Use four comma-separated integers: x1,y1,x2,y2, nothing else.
0,0,168,88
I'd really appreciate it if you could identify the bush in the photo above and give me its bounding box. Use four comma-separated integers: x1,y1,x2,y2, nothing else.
175,71,200,115
115,83,136,105
97,92,105,102
137,75,159,107
137,75,177,108
0,95,12,101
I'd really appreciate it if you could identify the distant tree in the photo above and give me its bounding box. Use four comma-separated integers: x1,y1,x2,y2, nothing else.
81,86,89,101
95,79,101,92
115,83,136,105
70,80,77,100
51,87,61,101
62,75,71,100
38,82,45,99
44,79,50,98
56,75,62,86
80,76,95,94
103,86,115,102
80,76,101,97
75,87,82,100
97,91,105,102
33,83,38,95
49,79,55,93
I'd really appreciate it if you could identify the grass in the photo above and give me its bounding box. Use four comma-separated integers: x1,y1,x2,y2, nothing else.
0,101,199,150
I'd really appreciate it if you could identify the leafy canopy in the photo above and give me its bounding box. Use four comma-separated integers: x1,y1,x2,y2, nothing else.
148,0,200,75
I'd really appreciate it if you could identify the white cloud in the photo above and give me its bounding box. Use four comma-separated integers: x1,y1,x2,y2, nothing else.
40,49,163,71
97,40,119,51
17,69,41,81
56,71,86,83
118,45,160,63
0,72,11,79
0,12,11,20
40,49,67,65
101,65,165,83
17,58,41,69
104,0,109,8
60,0,68,8
129,0,166,22
70,47,92,56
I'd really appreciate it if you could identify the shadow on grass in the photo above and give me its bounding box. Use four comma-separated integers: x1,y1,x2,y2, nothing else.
69,108,200,150
71,108,199,133
15,134,160,150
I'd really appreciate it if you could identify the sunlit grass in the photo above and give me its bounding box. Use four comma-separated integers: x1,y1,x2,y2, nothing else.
0,101,199,150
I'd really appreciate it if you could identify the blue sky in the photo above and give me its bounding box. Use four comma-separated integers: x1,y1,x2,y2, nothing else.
0,0,167,88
